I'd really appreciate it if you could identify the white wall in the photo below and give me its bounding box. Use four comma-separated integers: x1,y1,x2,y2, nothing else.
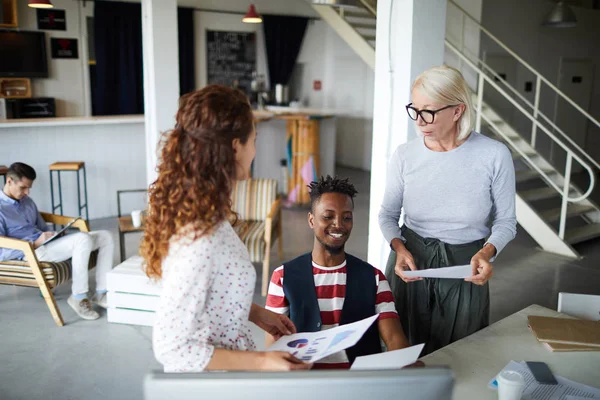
294,20,375,171
294,21,327,109
15,0,93,117
194,13,376,171
368,0,448,269
444,0,483,90
194,11,270,90
479,0,600,162
0,122,146,220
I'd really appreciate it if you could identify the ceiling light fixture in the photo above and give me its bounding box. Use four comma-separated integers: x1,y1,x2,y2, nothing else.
542,1,577,28
242,4,262,24
28,0,54,8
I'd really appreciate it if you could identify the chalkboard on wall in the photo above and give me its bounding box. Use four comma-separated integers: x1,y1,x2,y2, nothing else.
206,30,256,96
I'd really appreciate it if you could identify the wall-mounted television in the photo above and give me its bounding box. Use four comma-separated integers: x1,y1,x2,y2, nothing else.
0,30,49,78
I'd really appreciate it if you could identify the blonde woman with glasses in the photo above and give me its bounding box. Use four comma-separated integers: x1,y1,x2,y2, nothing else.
379,65,517,355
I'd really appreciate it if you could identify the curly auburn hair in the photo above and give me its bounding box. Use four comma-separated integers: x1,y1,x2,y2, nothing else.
141,85,254,279
308,175,358,212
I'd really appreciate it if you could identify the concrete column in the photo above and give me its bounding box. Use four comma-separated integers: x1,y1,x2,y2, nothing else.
367,0,448,269
141,0,180,186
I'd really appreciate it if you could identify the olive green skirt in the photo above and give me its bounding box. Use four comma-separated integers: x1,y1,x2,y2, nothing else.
385,227,489,356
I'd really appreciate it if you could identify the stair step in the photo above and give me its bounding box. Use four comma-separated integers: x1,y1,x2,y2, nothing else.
503,133,522,142
349,21,376,29
539,204,597,222
519,187,561,202
343,10,373,18
516,169,555,183
512,151,537,160
491,132,521,143
362,34,376,41
565,223,600,245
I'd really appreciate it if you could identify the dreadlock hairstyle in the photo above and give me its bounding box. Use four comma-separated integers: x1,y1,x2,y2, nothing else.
308,175,358,212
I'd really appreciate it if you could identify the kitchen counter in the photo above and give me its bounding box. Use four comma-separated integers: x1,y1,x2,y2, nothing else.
0,107,337,215
0,115,144,129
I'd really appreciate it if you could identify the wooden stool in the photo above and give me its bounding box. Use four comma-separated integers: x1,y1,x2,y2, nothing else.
49,162,89,221
0,165,7,185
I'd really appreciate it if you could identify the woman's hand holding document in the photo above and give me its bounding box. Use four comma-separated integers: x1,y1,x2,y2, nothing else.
267,315,378,363
402,264,472,279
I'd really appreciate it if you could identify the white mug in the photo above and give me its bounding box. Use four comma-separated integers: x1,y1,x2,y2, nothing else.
131,210,143,228
497,370,525,400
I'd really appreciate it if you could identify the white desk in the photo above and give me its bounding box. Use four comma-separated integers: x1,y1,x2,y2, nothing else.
421,304,600,399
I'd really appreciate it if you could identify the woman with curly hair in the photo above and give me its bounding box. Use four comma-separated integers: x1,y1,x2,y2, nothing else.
141,85,311,372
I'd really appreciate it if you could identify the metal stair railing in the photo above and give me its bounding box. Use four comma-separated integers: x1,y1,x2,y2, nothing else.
358,0,377,16
446,40,597,239
454,47,600,174
448,0,600,146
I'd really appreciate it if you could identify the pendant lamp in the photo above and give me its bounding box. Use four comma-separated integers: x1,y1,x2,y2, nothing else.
28,0,54,8
242,4,262,24
542,1,577,28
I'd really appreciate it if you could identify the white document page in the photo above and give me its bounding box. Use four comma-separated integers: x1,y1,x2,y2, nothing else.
403,265,472,279
267,315,378,363
488,361,600,399
350,343,425,370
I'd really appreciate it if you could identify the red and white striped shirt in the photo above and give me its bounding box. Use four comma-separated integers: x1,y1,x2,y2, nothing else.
266,259,398,369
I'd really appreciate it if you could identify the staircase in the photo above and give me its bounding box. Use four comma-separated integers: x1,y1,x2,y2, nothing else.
312,0,600,258
311,0,377,68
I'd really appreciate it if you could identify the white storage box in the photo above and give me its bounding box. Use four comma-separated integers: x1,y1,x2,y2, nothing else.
106,256,162,327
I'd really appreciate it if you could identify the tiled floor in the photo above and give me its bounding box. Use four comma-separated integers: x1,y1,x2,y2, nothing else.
1,167,599,400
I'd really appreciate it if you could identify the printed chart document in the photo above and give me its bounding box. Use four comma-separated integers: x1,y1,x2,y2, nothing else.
41,217,82,246
267,315,378,363
403,264,472,279
350,343,425,370
488,360,600,399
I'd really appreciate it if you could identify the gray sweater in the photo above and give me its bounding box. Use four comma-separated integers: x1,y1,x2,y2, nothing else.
378,132,517,255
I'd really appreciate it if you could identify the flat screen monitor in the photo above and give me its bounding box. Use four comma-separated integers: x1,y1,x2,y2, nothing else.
0,30,48,78
144,368,454,400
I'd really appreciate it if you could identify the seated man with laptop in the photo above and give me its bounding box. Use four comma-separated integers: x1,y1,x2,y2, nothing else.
0,162,114,321
266,176,410,368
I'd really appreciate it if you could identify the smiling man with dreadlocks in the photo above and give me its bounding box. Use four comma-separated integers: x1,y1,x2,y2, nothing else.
265,175,409,369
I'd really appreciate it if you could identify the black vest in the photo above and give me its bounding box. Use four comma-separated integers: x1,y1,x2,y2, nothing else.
282,252,382,365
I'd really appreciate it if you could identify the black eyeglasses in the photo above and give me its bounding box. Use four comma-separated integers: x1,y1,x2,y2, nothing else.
405,103,458,124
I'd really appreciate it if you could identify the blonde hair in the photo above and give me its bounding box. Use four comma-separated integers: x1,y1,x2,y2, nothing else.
412,65,474,141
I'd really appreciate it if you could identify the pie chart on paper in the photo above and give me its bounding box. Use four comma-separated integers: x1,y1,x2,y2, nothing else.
287,339,309,349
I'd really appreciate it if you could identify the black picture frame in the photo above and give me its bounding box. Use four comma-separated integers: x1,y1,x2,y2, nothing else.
37,9,67,31
50,38,79,59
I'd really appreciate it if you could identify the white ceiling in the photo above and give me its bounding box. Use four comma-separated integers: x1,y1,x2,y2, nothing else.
101,0,319,17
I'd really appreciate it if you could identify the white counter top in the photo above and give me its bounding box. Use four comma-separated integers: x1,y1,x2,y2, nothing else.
0,108,340,128
262,105,341,117
0,115,145,128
